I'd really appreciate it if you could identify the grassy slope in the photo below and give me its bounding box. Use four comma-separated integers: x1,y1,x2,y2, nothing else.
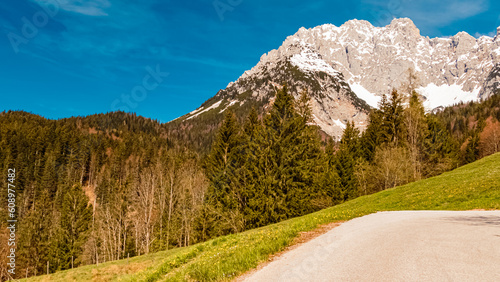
24,153,500,282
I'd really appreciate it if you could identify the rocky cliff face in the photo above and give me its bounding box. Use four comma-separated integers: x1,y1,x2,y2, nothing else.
177,18,500,139
282,18,499,98
480,63,500,98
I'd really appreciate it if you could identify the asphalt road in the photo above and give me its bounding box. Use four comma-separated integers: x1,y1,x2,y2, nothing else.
243,211,500,282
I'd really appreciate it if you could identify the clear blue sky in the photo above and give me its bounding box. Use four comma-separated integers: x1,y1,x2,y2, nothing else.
1,0,499,122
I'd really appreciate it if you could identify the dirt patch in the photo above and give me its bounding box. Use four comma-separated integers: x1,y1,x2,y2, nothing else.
293,221,343,245
235,221,343,281
82,185,96,206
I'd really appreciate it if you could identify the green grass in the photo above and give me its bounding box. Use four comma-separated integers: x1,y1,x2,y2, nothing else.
23,153,500,281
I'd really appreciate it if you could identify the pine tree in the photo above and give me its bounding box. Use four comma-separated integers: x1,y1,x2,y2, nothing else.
423,115,459,176
204,110,243,235
259,86,296,224
288,89,323,216
360,108,384,162
380,90,406,147
234,107,263,229
319,137,342,206
255,86,323,223
56,184,92,270
335,121,360,201
463,131,481,164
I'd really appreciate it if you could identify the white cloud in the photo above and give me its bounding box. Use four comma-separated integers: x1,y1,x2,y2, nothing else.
406,0,488,26
33,0,111,16
474,31,496,38
362,0,489,33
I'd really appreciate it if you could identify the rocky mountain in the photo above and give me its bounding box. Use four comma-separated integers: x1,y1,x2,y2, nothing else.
174,18,500,140
480,63,500,98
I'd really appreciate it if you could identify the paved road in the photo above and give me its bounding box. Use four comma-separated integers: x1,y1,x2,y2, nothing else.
243,211,500,282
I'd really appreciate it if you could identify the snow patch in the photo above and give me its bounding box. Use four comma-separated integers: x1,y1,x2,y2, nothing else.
186,100,222,120
219,100,238,114
189,106,204,115
332,119,346,129
349,82,381,108
418,83,480,111
290,49,340,77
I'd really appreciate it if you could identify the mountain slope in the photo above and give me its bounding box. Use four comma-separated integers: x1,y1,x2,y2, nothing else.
172,18,500,140
23,152,500,281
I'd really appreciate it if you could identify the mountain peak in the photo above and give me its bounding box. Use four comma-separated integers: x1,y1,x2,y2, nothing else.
342,18,374,28
389,17,415,26
387,17,420,36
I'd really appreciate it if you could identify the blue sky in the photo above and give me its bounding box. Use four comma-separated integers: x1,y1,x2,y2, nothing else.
1,0,499,122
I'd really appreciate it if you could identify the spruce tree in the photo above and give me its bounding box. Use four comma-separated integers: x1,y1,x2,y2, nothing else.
381,90,406,147
204,110,243,235
288,89,323,216
319,137,342,206
335,121,361,201
259,86,296,224
423,115,459,176
258,86,323,221
235,107,263,229
56,184,92,270
360,108,384,162
463,131,481,164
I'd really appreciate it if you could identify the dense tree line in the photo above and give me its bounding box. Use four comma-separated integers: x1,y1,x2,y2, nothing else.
435,93,500,162
347,89,500,196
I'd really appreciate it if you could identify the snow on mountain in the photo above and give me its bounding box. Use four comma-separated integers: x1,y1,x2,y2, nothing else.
303,19,497,100
418,84,480,111
186,100,222,120
179,18,500,138
290,47,341,77
348,82,381,108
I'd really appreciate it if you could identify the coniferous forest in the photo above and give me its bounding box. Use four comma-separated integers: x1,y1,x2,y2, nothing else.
0,87,499,279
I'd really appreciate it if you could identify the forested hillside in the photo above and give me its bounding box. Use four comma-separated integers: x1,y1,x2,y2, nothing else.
1,89,499,280
0,112,206,279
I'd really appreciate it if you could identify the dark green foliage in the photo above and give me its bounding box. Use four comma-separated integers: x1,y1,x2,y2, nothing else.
234,107,264,229
360,108,384,161
203,86,327,233
334,121,361,201
423,115,459,176
380,90,406,146
360,90,406,161
56,184,92,270
204,110,245,235
463,130,481,164
320,138,342,206
259,86,323,220
434,91,500,164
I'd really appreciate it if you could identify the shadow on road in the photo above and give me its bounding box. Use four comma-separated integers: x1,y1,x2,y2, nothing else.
444,216,500,226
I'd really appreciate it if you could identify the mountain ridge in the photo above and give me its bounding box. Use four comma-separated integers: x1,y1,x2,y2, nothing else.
175,18,500,139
